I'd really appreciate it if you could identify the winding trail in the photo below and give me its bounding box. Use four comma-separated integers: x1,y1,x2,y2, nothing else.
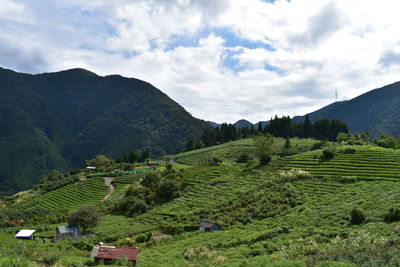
103,177,115,201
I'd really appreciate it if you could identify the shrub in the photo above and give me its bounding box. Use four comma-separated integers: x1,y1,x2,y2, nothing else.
321,149,335,159
280,146,300,157
127,198,149,216
383,207,400,222
160,224,184,235
279,168,312,182
141,173,160,188
183,247,227,263
311,141,326,150
339,147,356,154
350,207,366,224
259,155,271,165
236,152,250,163
135,232,152,243
209,157,222,166
337,176,357,183
374,135,399,149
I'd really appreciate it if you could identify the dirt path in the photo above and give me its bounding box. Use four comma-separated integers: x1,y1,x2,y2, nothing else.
103,177,115,201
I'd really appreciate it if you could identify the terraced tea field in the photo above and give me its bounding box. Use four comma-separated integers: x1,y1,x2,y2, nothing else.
138,176,400,266
173,137,315,165
272,146,400,181
32,177,108,210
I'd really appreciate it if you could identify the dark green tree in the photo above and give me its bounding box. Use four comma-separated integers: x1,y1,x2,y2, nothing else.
303,114,312,138
68,205,100,231
284,137,291,149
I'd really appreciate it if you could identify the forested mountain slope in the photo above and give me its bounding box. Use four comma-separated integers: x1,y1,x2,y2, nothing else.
293,82,400,137
0,67,208,195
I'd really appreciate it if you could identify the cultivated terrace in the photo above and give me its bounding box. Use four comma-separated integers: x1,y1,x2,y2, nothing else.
2,132,400,266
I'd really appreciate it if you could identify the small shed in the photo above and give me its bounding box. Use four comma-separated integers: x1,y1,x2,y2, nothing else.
91,244,140,266
54,225,80,241
199,221,220,232
15,229,36,240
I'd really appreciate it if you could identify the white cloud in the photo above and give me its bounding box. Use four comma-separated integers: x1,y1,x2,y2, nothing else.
1,0,400,123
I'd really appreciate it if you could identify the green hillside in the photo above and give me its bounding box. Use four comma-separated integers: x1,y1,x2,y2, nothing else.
293,81,400,137
2,138,400,266
0,67,209,195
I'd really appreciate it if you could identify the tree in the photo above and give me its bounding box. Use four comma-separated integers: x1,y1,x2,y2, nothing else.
186,137,196,151
86,155,115,171
141,173,160,188
284,137,291,149
157,175,182,202
303,115,312,138
253,134,275,165
68,205,100,231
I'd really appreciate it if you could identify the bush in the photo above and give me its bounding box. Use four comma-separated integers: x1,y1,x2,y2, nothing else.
311,141,326,150
383,207,400,223
337,176,357,183
259,155,271,165
350,207,366,224
374,135,399,149
141,173,160,188
183,247,227,264
127,198,149,216
236,153,250,163
321,149,335,159
280,146,299,157
160,224,184,235
135,232,152,243
339,147,356,154
279,168,312,182
208,157,222,166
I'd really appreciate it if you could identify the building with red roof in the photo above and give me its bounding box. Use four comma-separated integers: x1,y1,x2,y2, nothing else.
90,244,140,266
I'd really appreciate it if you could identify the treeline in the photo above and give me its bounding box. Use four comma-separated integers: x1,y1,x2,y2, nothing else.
115,149,151,163
185,115,349,152
267,115,349,141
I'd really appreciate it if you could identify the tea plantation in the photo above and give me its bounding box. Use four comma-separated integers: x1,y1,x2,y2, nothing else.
1,138,400,266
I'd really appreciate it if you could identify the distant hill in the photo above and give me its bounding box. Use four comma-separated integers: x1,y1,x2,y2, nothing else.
233,119,253,129
293,82,400,137
207,121,220,128
0,67,209,195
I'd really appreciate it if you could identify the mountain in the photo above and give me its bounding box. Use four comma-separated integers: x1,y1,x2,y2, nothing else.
0,67,209,195
293,82,400,137
233,119,253,129
207,121,220,128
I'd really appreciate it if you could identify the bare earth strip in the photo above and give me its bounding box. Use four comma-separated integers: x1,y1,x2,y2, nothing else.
103,177,115,201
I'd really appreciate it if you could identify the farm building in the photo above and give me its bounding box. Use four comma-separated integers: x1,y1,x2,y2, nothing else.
86,166,97,171
15,229,36,240
54,225,80,241
199,221,220,232
91,244,140,266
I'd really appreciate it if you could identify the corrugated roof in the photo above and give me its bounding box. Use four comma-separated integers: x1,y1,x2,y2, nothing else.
15,229,36,237
56,225,80,234
199,221,218,228
91,246,140,261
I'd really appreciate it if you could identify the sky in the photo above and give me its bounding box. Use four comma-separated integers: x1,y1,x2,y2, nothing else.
1,0,400,123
